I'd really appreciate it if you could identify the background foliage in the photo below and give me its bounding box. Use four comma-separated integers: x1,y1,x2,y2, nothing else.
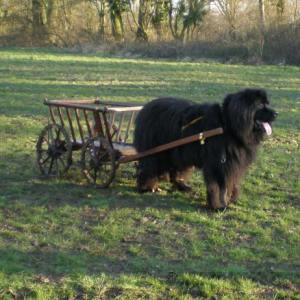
1,0,300,64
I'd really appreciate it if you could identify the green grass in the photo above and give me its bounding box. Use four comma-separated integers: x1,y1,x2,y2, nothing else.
0,47,300,299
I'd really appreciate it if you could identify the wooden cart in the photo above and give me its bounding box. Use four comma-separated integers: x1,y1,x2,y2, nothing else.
36,99,223,188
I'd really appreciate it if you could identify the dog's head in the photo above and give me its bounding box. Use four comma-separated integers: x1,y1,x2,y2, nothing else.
223,89,277,144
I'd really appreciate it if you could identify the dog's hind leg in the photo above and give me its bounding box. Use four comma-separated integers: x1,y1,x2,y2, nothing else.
170,167,194,192
136,158,162,193
137,174,159,193
137,170,160,193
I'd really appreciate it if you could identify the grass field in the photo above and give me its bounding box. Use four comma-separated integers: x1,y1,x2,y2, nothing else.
0,48,300,299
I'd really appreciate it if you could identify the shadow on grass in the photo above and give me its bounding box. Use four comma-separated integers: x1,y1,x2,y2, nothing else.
1,154,300,288
0,246,299,286
6,177,208,213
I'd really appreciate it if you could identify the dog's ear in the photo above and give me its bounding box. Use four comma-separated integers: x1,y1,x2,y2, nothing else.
223,91,254,139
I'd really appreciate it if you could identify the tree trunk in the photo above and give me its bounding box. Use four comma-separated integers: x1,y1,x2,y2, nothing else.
168,1,183,41
136,0,148,41
108,0,124,41
111,12,124,41
258,0,265,57
97,1,106,41
46,0,58,43
91,0,106,41
167,0,176,39
152,0,166,41
276,0,285,19
32,0,46,43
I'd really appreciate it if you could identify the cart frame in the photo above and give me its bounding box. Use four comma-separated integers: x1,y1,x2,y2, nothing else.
36,99,223,188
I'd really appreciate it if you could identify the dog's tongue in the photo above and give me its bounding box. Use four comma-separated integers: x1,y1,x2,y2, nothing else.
262,122,272,136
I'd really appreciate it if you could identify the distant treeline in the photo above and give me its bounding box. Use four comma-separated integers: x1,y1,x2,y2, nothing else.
0,0,300,64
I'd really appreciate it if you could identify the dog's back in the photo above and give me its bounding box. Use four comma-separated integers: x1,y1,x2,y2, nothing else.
134,97,210,152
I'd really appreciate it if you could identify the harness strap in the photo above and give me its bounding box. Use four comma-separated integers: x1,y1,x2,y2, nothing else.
119,127,224,164
181,116,203,131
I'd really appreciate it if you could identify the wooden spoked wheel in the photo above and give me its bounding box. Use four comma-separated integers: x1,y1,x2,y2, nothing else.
81,137,116,188
36,124,72,177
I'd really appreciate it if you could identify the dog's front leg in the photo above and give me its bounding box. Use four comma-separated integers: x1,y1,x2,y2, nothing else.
204,166,228,209
230,184,240,203
206,182,228,209
226,170,243,204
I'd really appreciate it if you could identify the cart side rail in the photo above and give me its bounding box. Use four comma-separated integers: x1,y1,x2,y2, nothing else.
45,100,98,144
44,98,143,144
44,99,144,111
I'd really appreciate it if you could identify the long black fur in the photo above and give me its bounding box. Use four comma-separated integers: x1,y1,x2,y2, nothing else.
133,89,277,209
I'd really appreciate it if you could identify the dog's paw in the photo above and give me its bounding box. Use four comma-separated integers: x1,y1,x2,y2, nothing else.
229,186,240,203
214,206,228,213
173,181,192,192
137,186,162,193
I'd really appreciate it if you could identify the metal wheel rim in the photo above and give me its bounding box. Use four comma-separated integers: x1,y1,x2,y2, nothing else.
81,138,116,188
36,124,72,177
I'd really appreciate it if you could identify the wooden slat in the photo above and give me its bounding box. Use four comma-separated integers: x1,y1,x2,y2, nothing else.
116,112,125,141
66,108,76,142
44,99,143,112
112,142,137,156
93,111,103,137
110,112,116,129
102,112,113,146
83,110,92,138
106,106,142,112
49,107,56,124
75,109,84,142
46,101,102,112
57,107,65,127
124,111,135,143
45,99,144,107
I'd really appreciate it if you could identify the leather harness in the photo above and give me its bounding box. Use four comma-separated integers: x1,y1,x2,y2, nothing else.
119,127,224,163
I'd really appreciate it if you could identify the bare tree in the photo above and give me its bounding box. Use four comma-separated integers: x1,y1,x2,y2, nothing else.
108,0,128,41
136,0,148,41
168,0,206,42
258,0,265,57
32,0,46,42
46,0,59,43
214,0,241,39
276,0,285,19
151,0,169,41
90,0,106,40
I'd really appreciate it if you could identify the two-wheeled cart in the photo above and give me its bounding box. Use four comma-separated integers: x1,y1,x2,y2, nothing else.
36,99,223,188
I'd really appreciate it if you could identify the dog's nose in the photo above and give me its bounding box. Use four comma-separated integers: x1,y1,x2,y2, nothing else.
274,111,278,118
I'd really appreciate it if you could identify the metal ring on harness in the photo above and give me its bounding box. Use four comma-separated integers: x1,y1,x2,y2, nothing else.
199,132,205,145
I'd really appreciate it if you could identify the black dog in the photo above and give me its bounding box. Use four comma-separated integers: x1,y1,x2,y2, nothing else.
133,89,277,209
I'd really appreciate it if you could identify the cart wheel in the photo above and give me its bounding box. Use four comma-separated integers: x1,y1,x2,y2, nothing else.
81,137,116,188
36,124,72,177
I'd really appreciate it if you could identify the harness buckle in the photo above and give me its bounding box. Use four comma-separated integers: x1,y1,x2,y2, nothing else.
199,133,205,145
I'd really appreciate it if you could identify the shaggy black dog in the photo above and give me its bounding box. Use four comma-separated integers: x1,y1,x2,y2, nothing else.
133,89,277,209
